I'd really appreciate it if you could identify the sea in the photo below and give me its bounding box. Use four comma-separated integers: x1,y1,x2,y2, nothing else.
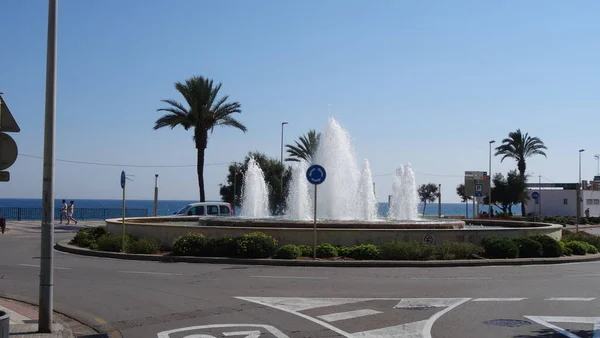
0,198,482,220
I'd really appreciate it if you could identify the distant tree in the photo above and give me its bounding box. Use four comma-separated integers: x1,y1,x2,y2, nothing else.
285,129,320,164
153,76,247,202
495,129,547,215
418,183,439,216
456,183,472,217
483,170,528,215
220,151,292,215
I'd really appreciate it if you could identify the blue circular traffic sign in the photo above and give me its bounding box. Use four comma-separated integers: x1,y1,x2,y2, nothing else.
120,171,126,189
531,191,539,199
306,164,327,185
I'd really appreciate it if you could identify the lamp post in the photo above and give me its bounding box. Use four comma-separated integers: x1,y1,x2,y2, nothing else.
595,154,600,176
488,140,495,217
280,122,288,214
153,174,159,216
39,0,58,333
577,149,585,231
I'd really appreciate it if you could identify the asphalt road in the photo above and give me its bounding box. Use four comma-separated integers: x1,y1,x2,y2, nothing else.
1,229,600,338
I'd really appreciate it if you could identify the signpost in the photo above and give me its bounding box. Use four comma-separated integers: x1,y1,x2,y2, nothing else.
464,171,490,218
531,191,539,200
0,95,20,183
121,171,126,251
306,164,327,259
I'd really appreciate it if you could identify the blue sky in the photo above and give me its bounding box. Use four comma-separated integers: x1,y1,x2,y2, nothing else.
2,0,600,203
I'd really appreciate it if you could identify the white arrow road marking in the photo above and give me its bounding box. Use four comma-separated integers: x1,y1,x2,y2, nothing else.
156,324,289,338
223,331,261,338
236,297,470,338
524,316,600,338
472,298,526,302
317,309,383,322
545,297,596,301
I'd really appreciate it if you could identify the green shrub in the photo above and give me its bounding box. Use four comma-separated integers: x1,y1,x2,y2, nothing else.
127,238,161,254
530,234,562,258
513,237,542,258
172,233,206,256
96,234,130,252
297,245,313,257
347,244,380,260
276,245,301,259
336,246,352,257
379,242,436,260
71,227,108,247
203,236,236,257
559,241,572,256
565,241,588,255
583,242,598,254
316,243,338,258
235,232,278,258
562,231,600,250
482,237,518,259
436,242,483,260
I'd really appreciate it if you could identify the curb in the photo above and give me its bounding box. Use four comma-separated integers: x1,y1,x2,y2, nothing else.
0,293,123,338
55,240,600,268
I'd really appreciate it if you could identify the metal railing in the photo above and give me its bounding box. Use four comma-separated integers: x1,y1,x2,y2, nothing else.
0,207,148,221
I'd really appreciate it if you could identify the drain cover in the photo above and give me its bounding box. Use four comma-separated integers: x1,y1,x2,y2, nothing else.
484,319,532,327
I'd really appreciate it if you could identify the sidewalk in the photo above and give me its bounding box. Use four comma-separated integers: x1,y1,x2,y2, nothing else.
1,221,105,234
0,298,98,337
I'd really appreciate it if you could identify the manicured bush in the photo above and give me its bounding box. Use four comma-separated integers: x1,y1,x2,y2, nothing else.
564,241,588,255
203,236,236,257
297,245,313,257
276,245,301,259
336,246,352,257
172,233,206,256
347,244,380,260
513,237,542,258
127,238,161,254
379,242,436,261
316,243,338,258
435,242,484,260
234,232,278,258
529,234,562,258
559,241,572,256
583,242,598,254
96,234,131,252
71,227,107,247
482,237,518,259
562,231,600,250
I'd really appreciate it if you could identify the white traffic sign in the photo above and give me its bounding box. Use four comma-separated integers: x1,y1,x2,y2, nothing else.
0,95,20,132
0,132,18,170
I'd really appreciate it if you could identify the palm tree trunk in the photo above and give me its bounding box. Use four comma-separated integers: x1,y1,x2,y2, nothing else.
197,147,206,202
422,202,427,216
519,170,526,216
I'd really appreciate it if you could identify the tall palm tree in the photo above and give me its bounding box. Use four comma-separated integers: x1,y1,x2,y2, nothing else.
494,129,547,216
154,76,247,202
285,129,320,164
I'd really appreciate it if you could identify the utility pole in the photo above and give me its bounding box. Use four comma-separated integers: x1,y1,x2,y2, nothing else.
438,184,442,217
279,122,288,214
153,174,159,216
39,0,58,333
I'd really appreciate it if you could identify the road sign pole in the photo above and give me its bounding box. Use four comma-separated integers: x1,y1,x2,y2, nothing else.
122,184,126,251
313,184,317,259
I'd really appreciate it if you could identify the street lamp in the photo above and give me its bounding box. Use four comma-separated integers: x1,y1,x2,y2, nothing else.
577,149,585,231
153,174,159,216
488,140,495,217
280,122,288,214
595,154,600,176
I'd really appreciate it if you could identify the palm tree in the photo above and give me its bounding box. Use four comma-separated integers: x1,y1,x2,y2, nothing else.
285,129,320,163
494,129,547,216
154,76,247,202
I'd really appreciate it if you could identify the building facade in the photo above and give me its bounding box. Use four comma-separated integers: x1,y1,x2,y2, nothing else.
524,177,600,217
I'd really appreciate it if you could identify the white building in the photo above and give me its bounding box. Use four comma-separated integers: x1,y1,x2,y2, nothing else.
524,178,600,217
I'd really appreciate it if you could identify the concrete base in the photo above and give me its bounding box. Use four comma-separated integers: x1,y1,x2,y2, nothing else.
0,310,8,338
106,217,563,250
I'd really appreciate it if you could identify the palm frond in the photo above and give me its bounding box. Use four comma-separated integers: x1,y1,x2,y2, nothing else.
215,116,247,132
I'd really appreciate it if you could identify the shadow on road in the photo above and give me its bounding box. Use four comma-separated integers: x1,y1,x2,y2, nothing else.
515,329,593,337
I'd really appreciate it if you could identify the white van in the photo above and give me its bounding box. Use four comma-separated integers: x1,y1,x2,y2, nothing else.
173,202,233,217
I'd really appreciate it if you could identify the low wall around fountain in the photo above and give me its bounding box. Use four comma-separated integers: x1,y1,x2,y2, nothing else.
105,217,563,250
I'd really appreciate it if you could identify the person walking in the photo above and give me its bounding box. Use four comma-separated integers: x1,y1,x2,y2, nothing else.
66,200,78,225
59,199,67,224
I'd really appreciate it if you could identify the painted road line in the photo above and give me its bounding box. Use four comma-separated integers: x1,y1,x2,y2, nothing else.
317,309,383,322
410,277,492,280
19,263,70,270
0,305,30,324
564,273,600,277
250,275,328,280
118,271,184,276
525,316,600,338
472,298,526,302
157,324,290,338
544,297,596,301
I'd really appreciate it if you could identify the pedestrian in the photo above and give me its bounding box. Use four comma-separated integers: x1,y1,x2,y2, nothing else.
66,200,78,225
59,199,67,224
585,208,590,218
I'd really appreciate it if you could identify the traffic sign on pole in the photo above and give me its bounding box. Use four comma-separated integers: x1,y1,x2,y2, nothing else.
0,95,20,133
306,164,327,185
475,184,483,197
0,132,18,171
531,191,540,200
120,170,126,189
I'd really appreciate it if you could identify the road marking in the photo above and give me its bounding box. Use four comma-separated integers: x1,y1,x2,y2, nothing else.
222,331,261,337
119,271,183,276
317,309,382,322
472,298,526,302
19,263,70,270
564,273,600,277
524,316,600,338
250,275,328,280
156,324,289,338
410,277,492,280
545,297,596,301
236,296,471,338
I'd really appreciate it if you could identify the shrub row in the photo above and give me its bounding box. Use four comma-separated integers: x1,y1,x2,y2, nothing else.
526,216,600,225
71,227,161,254
482,235,563,259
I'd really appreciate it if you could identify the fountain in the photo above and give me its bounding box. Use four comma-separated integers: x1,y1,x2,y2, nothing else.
388,164,419,220
239,157,270,218
285,161,311,220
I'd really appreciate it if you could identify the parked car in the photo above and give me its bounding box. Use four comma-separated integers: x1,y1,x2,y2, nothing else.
172,202,233,217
